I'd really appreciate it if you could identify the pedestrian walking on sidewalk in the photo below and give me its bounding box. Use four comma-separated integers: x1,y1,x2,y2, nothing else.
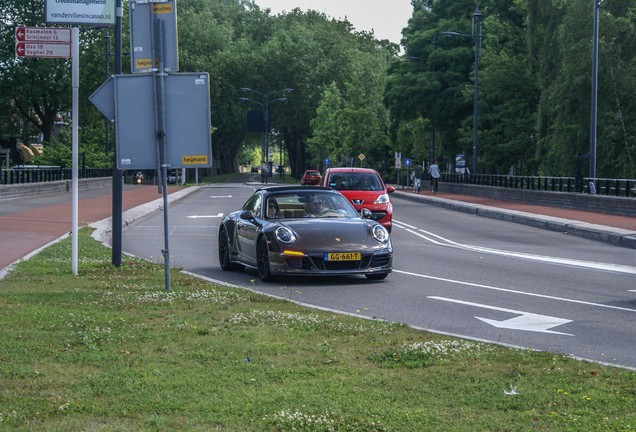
429,160,441,193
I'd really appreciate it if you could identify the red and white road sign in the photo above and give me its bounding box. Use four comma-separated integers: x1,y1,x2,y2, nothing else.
14,26,72,58
15,26,72,43
15,42,71,58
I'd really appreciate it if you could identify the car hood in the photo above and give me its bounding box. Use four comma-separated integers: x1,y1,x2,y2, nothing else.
278,219,382,250
337,190,386,206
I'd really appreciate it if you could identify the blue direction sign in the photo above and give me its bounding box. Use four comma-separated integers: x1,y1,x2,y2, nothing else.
323,158,330,166
404,158,412,167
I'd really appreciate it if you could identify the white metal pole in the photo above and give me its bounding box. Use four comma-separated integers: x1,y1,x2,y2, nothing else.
590,0,600,179
72,27,79,275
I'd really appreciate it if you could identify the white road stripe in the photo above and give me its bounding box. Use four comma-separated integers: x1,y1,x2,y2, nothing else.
393,269,636,313
393,219,636,275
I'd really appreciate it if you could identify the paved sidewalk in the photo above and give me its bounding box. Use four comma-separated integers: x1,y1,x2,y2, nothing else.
392,188,636,249
0,184,188,273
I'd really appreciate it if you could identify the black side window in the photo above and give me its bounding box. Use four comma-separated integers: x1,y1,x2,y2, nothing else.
243,194,264,218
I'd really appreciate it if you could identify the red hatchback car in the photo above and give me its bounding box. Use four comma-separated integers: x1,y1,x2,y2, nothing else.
300,169,322,185
320,167,395,232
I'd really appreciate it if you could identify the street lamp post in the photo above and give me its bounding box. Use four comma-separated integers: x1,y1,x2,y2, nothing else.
443,3,482,174
239,87,293,183
589,0,601,180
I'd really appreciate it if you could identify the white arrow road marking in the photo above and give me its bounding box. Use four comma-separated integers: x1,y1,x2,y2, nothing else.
210,195,232,198
393,220,636,275
187,213,224,219
429,296,573,336
395,269,636,313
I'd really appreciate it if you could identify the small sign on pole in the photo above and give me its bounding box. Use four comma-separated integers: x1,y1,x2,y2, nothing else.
15,27,72,59
15,26,71,43
15,41,71,58
129,0,178,73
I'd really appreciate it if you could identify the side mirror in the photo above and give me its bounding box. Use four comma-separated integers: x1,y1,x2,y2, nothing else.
239,210,255,221
361,208,373,219
386,186,396,194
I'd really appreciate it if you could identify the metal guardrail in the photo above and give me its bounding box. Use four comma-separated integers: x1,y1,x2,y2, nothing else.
3,167,635,198
439,173,635,198
0,167,113,185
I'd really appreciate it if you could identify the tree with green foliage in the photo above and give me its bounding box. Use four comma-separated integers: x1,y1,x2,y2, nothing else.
0,0,71,143
3,0,635,180
387,0,636,178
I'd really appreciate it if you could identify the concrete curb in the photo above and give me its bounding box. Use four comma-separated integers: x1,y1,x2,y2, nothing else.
89,186,202,245
393,190,636,249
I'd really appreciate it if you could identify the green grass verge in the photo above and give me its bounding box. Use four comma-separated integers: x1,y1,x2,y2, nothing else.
1,229,635,431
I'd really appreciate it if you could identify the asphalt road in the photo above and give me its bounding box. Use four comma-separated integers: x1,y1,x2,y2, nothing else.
121,183,636,370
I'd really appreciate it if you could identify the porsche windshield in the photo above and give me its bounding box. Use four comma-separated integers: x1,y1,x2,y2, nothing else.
266,192,359,219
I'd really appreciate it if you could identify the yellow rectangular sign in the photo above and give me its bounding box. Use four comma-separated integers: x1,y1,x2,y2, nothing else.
134,58,159,69
182,155,209,165
153,4,173,14
326,252,361,261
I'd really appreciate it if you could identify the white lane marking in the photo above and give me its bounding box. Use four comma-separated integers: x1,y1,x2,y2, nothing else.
393,220,636,275
187,213,224,219
429,296,573,336
210,195,232,198
393,269,636,313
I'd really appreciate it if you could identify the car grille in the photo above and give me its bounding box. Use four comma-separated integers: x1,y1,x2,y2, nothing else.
291,253,385,271
369,253,391,267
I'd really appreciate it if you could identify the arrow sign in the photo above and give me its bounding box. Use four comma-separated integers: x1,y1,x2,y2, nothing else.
15,42,71,58
15,26,72,43
429,296,573,336
89,76,115,120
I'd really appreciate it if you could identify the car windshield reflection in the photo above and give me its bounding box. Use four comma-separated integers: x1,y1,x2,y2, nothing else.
266,192,359,219
327,173,382,191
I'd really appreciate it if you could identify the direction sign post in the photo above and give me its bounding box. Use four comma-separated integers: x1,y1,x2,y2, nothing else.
14,25,76,274
15,26,71,43
15,42,71,58
14,26,71,59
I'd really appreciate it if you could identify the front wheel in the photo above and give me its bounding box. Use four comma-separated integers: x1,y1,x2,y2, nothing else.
219,227,243,271
365,273,388,280
257,236,274,282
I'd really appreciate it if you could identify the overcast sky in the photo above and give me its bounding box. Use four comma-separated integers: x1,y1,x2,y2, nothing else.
253,0,413,45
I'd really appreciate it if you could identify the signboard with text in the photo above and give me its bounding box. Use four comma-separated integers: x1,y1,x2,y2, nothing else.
15,27,71,58
129,0,178,73
90,73,212,170
46,0,116,25
15,26,71,43
15,42,71,58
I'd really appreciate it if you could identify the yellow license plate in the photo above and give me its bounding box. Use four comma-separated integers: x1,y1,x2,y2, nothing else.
325,252,361,261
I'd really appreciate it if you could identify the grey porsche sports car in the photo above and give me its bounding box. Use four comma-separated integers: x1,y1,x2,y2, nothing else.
218,186,392,282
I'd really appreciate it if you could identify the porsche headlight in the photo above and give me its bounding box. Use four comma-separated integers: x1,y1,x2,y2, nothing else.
374,194,390,204
275,226,297,244
371,224,389,243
